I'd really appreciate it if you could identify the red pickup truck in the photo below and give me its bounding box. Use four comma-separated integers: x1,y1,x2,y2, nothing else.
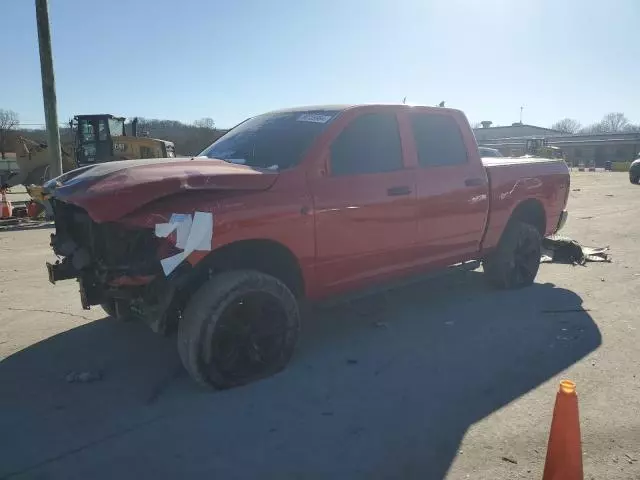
45,104,570,388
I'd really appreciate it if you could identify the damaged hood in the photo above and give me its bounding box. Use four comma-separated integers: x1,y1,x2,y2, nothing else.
45,157,279,222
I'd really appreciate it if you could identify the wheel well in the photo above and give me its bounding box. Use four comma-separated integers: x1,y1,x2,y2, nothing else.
190,240,305,298
509,199,546,235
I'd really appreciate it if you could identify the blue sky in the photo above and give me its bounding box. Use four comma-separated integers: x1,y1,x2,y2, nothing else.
2,0,639,129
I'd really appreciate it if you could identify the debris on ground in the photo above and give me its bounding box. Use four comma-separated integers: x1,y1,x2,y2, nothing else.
501,456,518,464
65,370,103,383
542,235,611,265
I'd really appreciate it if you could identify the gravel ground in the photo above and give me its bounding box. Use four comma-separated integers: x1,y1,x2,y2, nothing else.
0,172,638,479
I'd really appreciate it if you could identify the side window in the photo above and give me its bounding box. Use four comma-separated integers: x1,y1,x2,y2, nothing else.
97,119,109,141
331,113,403,176
410,114,468,167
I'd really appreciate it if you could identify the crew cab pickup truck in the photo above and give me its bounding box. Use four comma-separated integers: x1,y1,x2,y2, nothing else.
44,104,570,388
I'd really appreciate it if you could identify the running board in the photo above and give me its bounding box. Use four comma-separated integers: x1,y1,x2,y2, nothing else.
314,260,482,310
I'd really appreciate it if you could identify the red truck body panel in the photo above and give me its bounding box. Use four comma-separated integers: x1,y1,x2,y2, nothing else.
481,158,570,251
48,158,279,223
46,105,569,302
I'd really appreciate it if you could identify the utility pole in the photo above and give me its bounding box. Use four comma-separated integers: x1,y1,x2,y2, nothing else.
35,0,62,179
520,106,524,124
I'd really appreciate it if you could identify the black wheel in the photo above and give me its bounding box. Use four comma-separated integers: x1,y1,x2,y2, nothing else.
483,221,541,289
630,175,639,185
100,299,132,321
178,270,300,389
101,300,117,317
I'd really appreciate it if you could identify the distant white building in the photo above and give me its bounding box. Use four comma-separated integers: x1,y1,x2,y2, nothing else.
474,122,563,143
474,122,640,165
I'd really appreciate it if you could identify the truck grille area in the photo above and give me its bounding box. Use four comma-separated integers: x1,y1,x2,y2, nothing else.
51,199,160,277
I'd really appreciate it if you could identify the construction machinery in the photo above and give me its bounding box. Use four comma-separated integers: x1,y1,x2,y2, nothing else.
7,114,175,219
9,114,175,188
525,138,564,159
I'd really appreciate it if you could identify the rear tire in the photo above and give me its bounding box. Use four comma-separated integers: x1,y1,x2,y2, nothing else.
101,300,117,318
630,175,639,184
178,270,300,389
483,221,541,289
100,299,132,321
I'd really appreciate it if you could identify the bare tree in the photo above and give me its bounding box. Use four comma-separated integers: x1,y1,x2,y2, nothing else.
0,109,19,159
601,112,629,132
121,117,225,155
581,112,630,134
193,117,215,129
580,123,605,134
550,118,581,134
470,121,482,129
623,124,640,133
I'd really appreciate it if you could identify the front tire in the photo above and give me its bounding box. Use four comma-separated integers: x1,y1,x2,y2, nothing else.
101,300,117,317
483,221,542,289
630,174,639,184
178,270,300,389
100,299,133,321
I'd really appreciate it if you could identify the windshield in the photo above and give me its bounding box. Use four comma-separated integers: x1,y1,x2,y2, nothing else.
78,119,95,143
108,118,125,136
199,110,340,169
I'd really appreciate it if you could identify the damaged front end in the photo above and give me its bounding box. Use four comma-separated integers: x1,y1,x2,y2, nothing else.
43,156,278,333
47,199,179,333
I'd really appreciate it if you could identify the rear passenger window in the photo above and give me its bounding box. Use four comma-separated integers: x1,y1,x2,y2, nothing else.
410,114,468,167
331,113,403,176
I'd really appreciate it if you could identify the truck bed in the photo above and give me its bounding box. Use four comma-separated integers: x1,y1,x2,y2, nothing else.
481,157,570,251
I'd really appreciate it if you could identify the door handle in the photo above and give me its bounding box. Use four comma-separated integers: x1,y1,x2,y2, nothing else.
464,178,485,187
387,186,412,196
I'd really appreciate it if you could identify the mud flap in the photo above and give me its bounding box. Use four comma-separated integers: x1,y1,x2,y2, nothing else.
79,279,90,310
46,260,77,284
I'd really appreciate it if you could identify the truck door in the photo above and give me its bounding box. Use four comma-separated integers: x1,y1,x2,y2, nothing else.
310,110,418,294
407,111,489,265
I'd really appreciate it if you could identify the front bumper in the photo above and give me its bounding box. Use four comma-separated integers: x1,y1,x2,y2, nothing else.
556,210,568,232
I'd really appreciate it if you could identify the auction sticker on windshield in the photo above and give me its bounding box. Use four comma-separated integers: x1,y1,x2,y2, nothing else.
297,113,333,123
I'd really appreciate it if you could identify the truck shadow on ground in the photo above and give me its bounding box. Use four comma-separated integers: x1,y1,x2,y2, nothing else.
0,270,601,479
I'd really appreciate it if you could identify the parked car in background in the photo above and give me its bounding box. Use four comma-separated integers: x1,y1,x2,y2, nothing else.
629,157,640,184
44,104,570,389
478,146,503,158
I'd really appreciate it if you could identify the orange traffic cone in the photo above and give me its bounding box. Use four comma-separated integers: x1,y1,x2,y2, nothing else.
0,190,12,218
27,201,44,219
542,380,583,480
